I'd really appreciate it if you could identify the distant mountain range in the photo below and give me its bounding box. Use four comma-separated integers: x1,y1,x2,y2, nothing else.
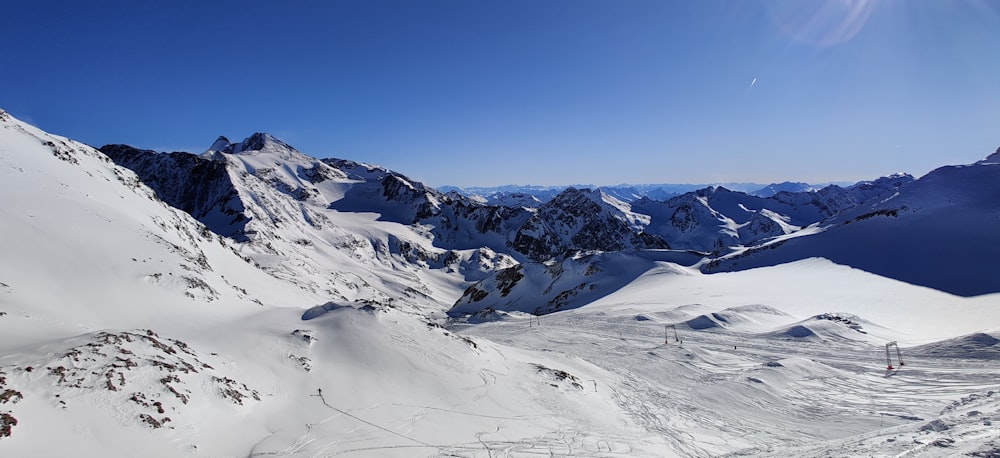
96,124,998,301
439,180,851,206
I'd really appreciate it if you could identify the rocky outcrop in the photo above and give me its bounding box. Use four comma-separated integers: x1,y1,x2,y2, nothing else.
511,188,668,261
100,145,250,240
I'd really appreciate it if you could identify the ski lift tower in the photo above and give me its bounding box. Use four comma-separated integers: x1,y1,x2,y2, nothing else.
885,341,904,370
665,325,679,345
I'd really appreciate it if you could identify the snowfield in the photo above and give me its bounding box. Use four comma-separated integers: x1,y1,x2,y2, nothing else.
1,109,999,457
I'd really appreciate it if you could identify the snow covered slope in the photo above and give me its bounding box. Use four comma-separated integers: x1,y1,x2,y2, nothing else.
454,257,1000,457
706,152,1000,296
450,251,703,316
0,109,650,457
0,108,317,453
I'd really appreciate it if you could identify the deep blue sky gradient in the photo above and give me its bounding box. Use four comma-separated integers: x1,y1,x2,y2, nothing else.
2,0,998,186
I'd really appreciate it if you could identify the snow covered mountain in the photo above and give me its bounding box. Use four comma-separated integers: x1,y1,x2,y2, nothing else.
705,151,1000,296
101,134,526,308
106,136,681,267
510,187,669,260
0,109,320,453
481,191,545,208
628,175,911,254
454,153,997,318
3,108,999,457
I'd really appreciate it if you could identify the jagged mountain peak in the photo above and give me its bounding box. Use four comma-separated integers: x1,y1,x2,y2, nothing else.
692,185,726,198
509,186,666,261
484,191,541,208
547,187,642,224
204,132,308,162
551,187,636,215
234,132,284,153
549,186,601,207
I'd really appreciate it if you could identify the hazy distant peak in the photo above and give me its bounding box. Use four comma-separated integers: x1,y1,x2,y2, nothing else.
751,182,815,198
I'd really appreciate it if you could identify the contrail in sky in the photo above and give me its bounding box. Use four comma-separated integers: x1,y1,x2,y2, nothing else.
749,77,757,89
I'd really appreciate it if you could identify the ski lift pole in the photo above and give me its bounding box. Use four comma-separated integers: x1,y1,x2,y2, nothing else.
885,341,903,370
665,324,678,345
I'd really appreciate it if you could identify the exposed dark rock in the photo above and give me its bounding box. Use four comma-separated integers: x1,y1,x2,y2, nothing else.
100,145,250,240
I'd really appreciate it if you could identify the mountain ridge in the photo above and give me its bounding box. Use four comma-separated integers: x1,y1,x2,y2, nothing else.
97,128,993,299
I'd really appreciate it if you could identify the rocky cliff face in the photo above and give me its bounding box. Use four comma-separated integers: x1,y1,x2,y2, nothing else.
322,157,535,254
511,188,669,261
100,145,250,240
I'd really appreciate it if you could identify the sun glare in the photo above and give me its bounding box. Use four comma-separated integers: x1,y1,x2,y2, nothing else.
764,0,876,46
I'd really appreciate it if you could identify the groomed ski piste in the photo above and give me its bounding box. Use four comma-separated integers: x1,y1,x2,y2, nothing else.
451,259,1000,457
1,109,999,457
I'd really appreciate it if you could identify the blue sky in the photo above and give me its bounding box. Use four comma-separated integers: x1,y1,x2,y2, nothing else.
2,1,998,187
